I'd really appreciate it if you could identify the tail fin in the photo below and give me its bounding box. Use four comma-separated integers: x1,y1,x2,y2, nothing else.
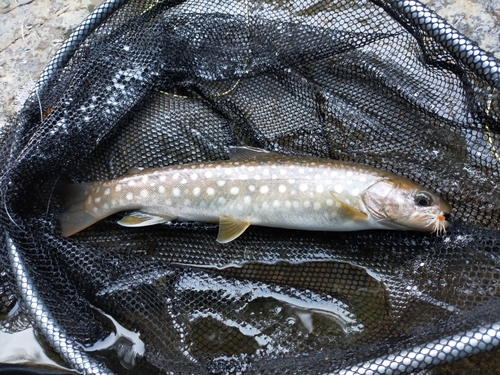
59,182,100,237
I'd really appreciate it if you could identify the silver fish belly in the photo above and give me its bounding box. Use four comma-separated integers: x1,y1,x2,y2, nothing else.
60,147,451,242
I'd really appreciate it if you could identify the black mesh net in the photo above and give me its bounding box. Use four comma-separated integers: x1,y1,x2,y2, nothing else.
1,0,499,374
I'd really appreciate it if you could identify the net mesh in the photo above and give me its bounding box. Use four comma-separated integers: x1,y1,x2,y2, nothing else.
1,0,499,374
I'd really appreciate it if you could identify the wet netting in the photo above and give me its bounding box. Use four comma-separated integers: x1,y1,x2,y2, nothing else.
1,0,499,374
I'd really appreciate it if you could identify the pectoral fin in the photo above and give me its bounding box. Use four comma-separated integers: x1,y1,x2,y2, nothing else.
118,211,175,227
217,215,251,243
330,192,368,221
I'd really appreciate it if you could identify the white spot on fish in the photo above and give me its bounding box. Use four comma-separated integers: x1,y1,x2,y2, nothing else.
158,186,165,194
191,173,198,180
160,175,167,182
115,185,122,192
103,203,109,209
260,185,269,194
331,171,338,177
172,173,180,180
262,201,269,209
243,196,251,204
314,202,321,210
335,201,341,208
86,196,92,205
207,187,215,196
273,200,280,207
193,187,200,196
217,180,226,187
253,175,261,180
326,199,334,206
279,169,287,176
218,196,226,204
249,185,256,192
314,174,321,180
316,185,324,193
299,183,308,192
180,178,187,184
204,171,213,178
142,176,149,183
360,176,366,182
263,169,270,176
248,166,255,172
165,199,172,205
239,174,248,180
288,179,296,184
111,199,117,206
347,171,353,176
334,184,343,194
278,185,286,193
95,187,100,193
285,200,291,208
173,188,181,197
225,169,233,175
93,207,98,213
184,198,191,205
128,180,136,186
140,189,148,198
298,168,305,174
94,197,101,203
126,192,134,200
351,188,360,196
304,200,311,208
230,187,239,195
104,188,111,195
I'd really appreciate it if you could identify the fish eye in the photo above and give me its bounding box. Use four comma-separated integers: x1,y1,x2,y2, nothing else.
415,192,433,207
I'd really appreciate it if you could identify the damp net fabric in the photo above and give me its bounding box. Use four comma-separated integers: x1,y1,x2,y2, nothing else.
0,0,499,374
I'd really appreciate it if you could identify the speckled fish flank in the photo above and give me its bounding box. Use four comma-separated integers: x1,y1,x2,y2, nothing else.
60,147,451,242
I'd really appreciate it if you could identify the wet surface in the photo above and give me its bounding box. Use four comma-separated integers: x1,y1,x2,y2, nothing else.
0,0,499,129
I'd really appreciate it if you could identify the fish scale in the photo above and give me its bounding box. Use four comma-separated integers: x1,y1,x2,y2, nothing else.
60,147,451,242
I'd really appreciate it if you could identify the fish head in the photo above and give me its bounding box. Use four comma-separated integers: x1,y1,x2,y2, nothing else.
361,178,451,234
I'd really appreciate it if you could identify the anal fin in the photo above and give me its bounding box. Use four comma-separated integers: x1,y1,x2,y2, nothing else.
217,215,251,243
330,192,368,221
118,211,175,227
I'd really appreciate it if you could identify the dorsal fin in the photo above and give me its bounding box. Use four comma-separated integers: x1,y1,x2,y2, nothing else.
229,146,277,160
127,167,148,175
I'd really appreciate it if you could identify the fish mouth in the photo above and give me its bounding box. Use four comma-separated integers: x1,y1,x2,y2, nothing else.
382,212,450,234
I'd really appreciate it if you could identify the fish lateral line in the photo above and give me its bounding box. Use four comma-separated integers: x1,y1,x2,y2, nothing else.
59,147,451,241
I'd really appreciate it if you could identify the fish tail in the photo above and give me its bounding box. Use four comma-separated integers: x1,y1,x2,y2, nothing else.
59,182,100,237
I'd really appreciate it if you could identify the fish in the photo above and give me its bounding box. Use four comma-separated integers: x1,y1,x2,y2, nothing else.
60,147,451,242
